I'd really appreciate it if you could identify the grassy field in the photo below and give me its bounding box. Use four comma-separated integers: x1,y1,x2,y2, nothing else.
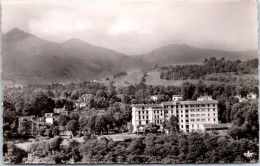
99,70,229,89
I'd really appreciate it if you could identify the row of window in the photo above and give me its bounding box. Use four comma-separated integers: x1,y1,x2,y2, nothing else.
166,104,216,109
190,113,216,117
138,120,162,125
137,108,216,115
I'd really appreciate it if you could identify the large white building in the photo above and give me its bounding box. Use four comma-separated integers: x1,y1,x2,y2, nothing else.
132,96,219,133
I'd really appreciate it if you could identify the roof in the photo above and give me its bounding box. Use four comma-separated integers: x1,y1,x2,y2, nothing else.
176,100,218,104
132,104,163,108
203,123,232,129
132,99,218,108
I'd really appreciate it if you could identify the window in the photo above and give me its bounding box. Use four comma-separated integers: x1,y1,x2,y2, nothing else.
147,116,148,119
185,105,188,108
214,118,216,121
181,111,183,113
139,116,141,119
146,120,149,124
157,110,159,113
181,105,183,108
186,120,189,122
154,111,156,114
171,106,173,108
185,110,188,113
138,111,140,114
208,104,210,107
181,115,183,117
146,111,148,114
177,110,179,113
181,125,183,128
139,121,141,125
142,107,144,110
177,105,179,108
161,113,163,116
142,111,144,114
186,115,188,117
181,120,183,122
143,116,144,119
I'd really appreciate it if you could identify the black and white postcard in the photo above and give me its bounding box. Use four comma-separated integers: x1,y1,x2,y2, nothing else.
2,0,259,164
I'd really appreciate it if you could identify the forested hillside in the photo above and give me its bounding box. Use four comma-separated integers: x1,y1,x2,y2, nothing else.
159,58,258,80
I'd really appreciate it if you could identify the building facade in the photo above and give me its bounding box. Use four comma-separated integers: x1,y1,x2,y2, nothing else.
132,96,218,133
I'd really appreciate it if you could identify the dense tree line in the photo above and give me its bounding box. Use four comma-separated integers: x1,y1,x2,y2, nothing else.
113,72,128,78
160,58,258,80
202,74,258,86
5,132,258,164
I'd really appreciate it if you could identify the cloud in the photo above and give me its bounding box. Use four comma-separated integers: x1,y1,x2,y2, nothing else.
2,1,258,54
28,9,93,36
107,17,154,35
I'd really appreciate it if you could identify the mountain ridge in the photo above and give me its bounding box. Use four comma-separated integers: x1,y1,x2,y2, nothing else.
2,28,258,85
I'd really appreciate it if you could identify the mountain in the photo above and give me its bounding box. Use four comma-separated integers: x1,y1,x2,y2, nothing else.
2,29,258,86
2,28,149,85
134,44,258,66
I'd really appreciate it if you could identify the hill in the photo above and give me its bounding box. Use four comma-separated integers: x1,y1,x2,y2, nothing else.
134,44,258,66
2,28,149,85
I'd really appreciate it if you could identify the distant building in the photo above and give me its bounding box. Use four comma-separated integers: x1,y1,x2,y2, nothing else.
75,94,94,108
18,116,35,127
172,95,182,101
150,95,158,101
247,93,257,100
54,107,66,115
202,123,232,133
235,93,258,103
132,97,219,133
197,96,213,101
235,95,246,103
45,113,54,124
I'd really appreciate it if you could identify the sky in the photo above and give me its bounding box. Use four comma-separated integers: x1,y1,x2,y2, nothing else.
1,0,258,55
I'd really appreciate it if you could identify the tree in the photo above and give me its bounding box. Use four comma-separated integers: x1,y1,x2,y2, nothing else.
18,121,31,137
71,90,80,100
49,136,63,151
181,82,196,100
58,114,70,126
95,114,107,135
141,77,146,83
70,112,80,121
4,142,27,164
87,115,97,134
66,120,79,136
144,123,160,134
166,115,179,133
52,126,60,136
